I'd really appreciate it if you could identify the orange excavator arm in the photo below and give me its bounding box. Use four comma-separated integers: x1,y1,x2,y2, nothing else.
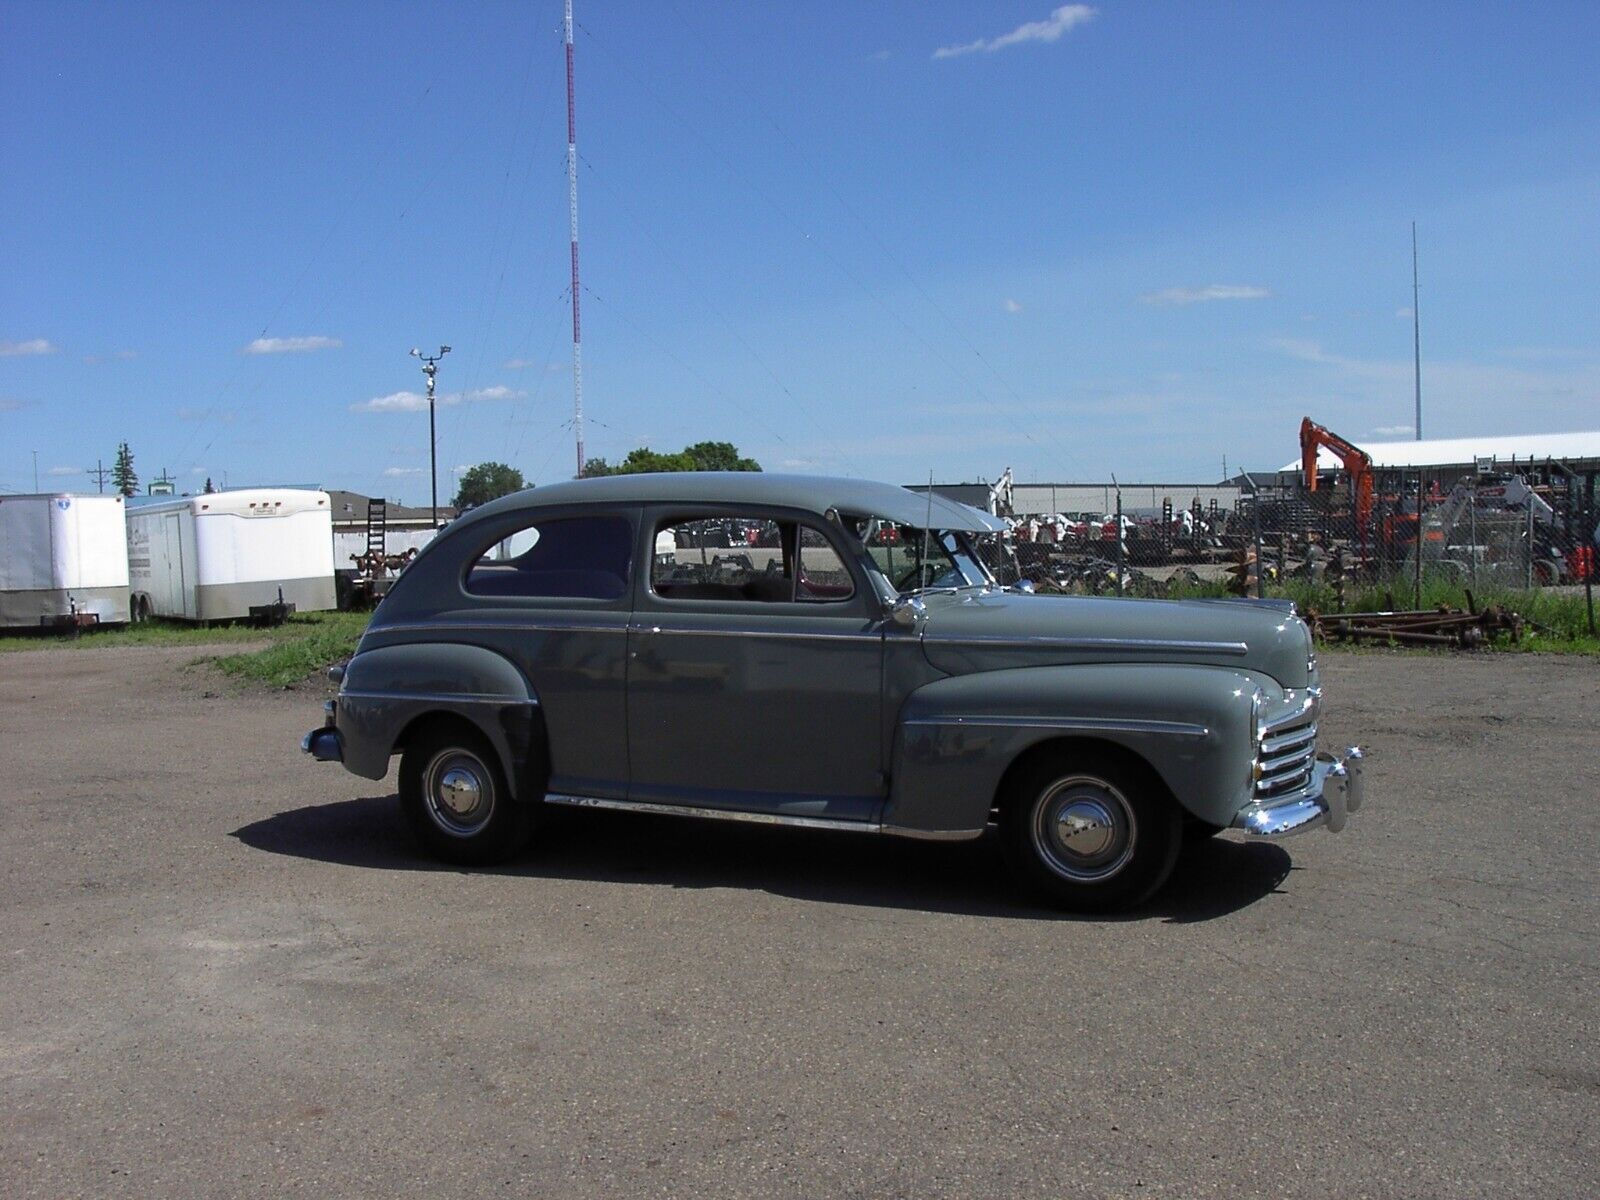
1300,416,1375,531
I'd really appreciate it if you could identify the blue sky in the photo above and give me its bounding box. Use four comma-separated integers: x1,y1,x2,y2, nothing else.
3,1,1596,502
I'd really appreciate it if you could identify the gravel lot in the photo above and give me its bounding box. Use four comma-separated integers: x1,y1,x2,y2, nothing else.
2,644,1596,1198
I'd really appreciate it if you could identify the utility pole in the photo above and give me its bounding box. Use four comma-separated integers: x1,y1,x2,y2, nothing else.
1412,222,1422,442
565,0,585,477
32,450,39,492
89,459,111,493
410,345,452,527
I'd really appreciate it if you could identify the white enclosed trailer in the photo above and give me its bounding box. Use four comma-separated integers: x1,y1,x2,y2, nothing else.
0,493,132,628
126,489,336,621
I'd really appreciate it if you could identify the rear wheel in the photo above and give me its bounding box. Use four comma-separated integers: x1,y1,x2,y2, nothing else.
399,723,535,865
1001,751,1182,912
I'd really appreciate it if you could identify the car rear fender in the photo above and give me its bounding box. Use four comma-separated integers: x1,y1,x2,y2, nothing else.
335,643,545,799
883,663,1269,836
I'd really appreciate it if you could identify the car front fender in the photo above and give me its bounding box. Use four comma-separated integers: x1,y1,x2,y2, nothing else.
882,662,1270,837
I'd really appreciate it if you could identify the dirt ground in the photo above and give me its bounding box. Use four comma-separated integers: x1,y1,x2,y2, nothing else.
1,644,1596,1199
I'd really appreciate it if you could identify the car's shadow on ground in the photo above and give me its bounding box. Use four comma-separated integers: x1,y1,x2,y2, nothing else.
232,795,1293,923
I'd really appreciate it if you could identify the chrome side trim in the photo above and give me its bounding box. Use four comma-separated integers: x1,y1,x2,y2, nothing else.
338,689,538,707
367,621,629,637
544,792,883,833
630,626,882,644
904,714,1211,739
924,635,1250,656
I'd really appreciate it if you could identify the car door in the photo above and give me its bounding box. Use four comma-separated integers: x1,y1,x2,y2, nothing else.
626,506,885,823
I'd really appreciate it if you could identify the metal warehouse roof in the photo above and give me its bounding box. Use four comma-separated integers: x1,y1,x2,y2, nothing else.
1282,430,1600,473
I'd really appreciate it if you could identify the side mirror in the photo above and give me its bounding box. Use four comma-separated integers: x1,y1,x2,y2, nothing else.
888,594,926,629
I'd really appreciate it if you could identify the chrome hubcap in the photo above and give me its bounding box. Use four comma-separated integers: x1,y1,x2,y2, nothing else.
423,749,494,837
1031,775,1137,883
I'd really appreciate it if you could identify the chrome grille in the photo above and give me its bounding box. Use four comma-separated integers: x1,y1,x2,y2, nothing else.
1254,703,1317,799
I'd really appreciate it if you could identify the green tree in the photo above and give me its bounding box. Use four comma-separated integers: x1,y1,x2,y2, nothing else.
111,441,138,497
684,440,761,472
452,462,526,510
582,442,762,477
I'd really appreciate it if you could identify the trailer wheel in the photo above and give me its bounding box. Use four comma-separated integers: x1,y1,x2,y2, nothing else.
399,723,534,866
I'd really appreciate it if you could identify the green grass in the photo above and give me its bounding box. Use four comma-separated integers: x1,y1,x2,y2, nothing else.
210,611,370,687
0,610,372,684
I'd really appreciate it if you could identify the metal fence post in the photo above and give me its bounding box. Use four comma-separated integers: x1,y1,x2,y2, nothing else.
1252,489,1264,599
1525,493,1535,590
1586,480,1597,635
1115,488,1125,597
1413,470,1424,610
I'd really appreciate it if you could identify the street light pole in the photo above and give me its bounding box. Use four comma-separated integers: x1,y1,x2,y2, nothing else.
410,345,451,528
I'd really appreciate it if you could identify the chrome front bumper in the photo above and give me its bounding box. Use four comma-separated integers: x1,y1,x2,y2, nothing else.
1232,747,1364,838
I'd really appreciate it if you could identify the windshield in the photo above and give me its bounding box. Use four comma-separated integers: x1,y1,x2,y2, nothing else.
841,514,991,596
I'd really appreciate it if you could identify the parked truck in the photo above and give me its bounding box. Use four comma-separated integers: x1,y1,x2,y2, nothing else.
0,493,131,630
126,489,337,622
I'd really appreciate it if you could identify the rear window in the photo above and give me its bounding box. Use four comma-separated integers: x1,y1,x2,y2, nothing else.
465,514,632,600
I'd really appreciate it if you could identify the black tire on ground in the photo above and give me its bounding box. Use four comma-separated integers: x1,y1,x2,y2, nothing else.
1533,558,1562,587
399,722,537,866
1000,750,1183,912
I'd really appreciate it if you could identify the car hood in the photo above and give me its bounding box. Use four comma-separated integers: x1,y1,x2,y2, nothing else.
917,589,1313,689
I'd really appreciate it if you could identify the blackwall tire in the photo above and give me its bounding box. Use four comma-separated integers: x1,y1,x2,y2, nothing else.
1001,752,1182,913
399,724,533,866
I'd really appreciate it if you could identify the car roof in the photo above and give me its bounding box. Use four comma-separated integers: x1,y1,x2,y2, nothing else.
457,473,1006,533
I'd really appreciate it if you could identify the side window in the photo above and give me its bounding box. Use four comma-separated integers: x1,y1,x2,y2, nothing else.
465,514,631,600
797,527,855,601
651,516,792,602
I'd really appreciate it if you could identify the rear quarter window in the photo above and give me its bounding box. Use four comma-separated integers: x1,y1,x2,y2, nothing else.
465,514,632,600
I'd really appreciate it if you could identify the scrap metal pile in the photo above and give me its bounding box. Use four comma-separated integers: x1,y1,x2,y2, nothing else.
1307,601,1524,648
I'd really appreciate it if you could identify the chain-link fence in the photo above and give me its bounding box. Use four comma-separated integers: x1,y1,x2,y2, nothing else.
971,463,1599,638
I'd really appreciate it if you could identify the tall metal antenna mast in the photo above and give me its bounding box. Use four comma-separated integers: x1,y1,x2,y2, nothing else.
1412,221,1422,442
565,0,585,477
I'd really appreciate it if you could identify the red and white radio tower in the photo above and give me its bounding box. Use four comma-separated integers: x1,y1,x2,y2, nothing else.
565,0,585,476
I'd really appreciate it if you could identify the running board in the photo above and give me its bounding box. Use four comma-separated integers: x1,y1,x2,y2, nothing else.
541,792,985,841
543,792,882,833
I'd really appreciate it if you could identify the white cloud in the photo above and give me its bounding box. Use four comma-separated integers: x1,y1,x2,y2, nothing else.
83,349,138,364
1395,307,1413,320
1268,337,1335,363
0,338,58,357
934,5,1096,59
1142,284,1272,307
0,397,22,412
503,358,536,369
190,467,209,475
1372,425,1415,437
1004,298,1024,314
47,465,81,476
242,335,342,355
351,384,526,413
383,466,425,477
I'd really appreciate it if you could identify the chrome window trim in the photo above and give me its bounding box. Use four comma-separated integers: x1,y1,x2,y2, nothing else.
923,635,1251,656
904,714,1211,739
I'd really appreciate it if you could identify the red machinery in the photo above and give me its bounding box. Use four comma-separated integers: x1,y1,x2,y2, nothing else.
1300,417,1375,532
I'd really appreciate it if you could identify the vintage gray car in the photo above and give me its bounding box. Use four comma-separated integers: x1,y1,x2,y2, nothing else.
302,473,1364,911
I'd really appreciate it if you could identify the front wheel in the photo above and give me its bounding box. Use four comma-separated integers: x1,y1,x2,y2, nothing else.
399,724,534,865
1001,752,1182,912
